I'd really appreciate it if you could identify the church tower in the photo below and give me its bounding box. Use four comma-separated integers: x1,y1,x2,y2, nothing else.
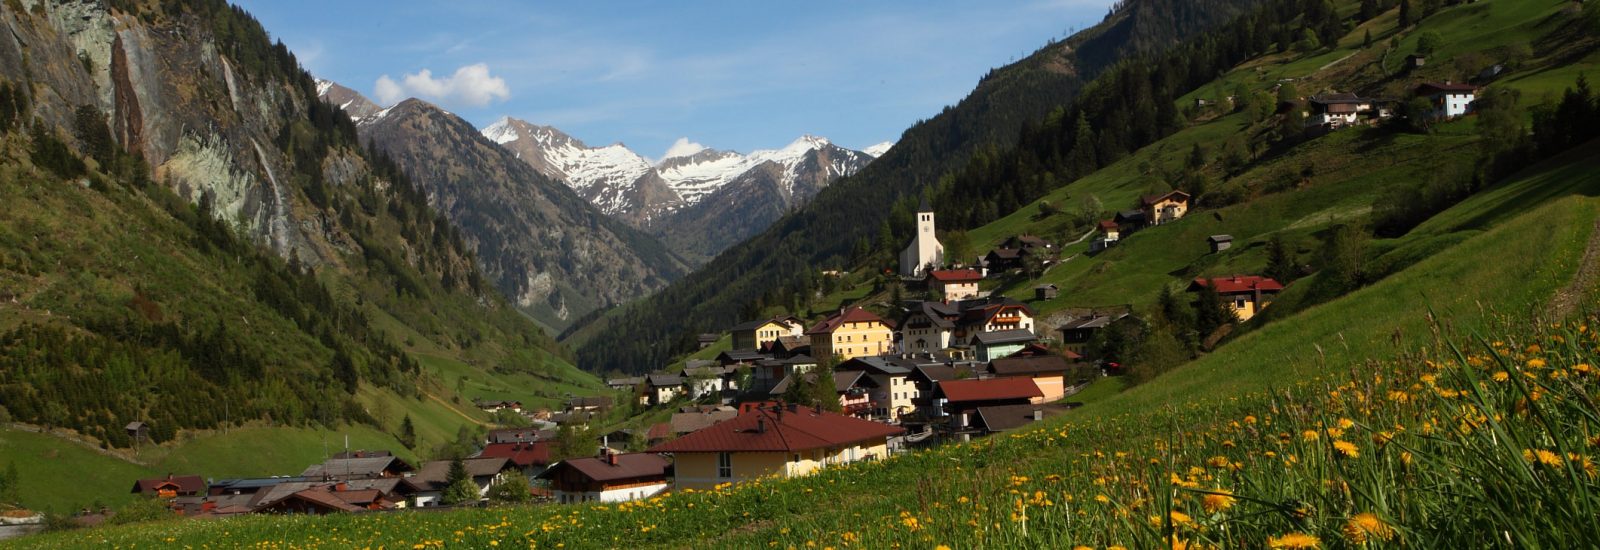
899,196,944,277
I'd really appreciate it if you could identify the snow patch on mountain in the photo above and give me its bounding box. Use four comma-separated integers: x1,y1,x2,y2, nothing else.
864,141,894,157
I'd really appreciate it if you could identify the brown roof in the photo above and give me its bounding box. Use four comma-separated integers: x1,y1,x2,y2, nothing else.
647,422,673,441
539,453,669,483
973,404,1047,432
805,307,889,335
1140,190,1190,206
649,405,905,454
1187,275,1284,295
928,269,983,283
279,488,364,513
476,442,552,468
411,458,512,491
989,355,1074,376
1416,81,1477,94
937,378,1043,403
131,474,206,495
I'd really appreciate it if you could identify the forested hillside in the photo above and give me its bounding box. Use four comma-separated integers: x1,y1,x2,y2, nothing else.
0,0,596,454
569,0,1270,373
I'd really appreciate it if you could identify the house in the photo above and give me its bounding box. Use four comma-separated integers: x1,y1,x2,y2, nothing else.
1415,82,1478,119
906,363,979,416
566,396,614,413
606,376,643,391
982,235,1056,272
125,422,149,445
899,301,959,354
409,457,514,507
1140,190,1190,226
747,355,817,394
927,269,983,301
684,365,733,399
247,477,413,514
131,474,206,498
1092,220,1121,252
697,333,720,349
474,400,523,414
837,356,921,422
968,404,1052,435
670,407,740,435
648,404,905,490
898,297,1034,355
715,348,771,367
806,307,895,360
487,427,551,444
253,485,374,515
729,316,806,351
475,441,553,477
1113,209,1146,232
833,371,879,419
1187,275,1285,322
1207,234,1233,253
1307,93,1377,127
988,353,1077,402
935,378,1045,419
899,197,945,277
970,329,1037,362
538,450,670,504
1055,307,1134,356
764,334,812,358
1034,284,1059,301
300,454,416,480
645,373,685,405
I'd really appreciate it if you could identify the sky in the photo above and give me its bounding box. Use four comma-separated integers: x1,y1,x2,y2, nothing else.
234,0,1116,160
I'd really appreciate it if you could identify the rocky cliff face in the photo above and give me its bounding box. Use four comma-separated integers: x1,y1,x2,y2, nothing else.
481,117,684,224
359,100,690,330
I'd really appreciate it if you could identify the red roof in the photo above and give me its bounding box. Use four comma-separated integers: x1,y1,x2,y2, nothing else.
648,405,905,454
131,474,206,495
1098,220,1119,230
542,453,669,483
646,422,673,441
1188,275,1284,294
805,307,888,335
937,378,1043,403
929,269,983,283
477,441,551,468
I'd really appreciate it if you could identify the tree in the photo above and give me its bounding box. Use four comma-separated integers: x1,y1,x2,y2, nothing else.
1401,97,1437,133
399,415,417,449
486,474,532,504
1320,223,1371,293
1265,235,1299,284
1192,283,1238,337
1157,285,1196,345
1416,31,1443,56
442,458,481,505
1399,0,1413,27
1359,0,1380,21
554,422,593,462
1363,29,1373,49
782,371,841,413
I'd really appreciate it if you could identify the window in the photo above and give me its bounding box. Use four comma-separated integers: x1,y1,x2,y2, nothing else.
717,452,733,479
1235,298,1247,309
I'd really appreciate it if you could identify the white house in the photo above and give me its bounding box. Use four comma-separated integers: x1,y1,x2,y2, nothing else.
899,197,944,278
538,451,670,504
1416,82,1477,119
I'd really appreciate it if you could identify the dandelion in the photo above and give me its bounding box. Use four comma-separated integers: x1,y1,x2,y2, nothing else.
1201,490,1235,513
1342,513,1395,544
1301,430,1319,442
1524,449,1564,467
1492,371,1509,382
1333,440,1360,459
1268,532,1321,549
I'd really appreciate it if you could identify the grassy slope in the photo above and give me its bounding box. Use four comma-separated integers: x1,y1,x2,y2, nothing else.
0,429,155,513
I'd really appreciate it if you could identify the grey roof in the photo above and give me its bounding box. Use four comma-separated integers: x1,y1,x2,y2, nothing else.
607,376,644,386
834,371,878,392
646,373,683,387
971,329,1038,346
670,409,739,434
1207,234,1233,243
839,356,913,375
901,301,958,330
684,359,718,370
718,349,769,362
684,365,728,378
211,477,310,493
974,404,1045,432
300,456,412,479
913,364,977,383
411,458,511,492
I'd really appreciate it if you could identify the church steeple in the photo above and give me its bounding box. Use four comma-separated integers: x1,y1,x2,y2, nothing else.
900,196,944,277
918,195,933,213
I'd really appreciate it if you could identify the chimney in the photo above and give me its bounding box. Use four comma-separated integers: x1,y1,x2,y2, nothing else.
756,417,766,433
608,452,619,466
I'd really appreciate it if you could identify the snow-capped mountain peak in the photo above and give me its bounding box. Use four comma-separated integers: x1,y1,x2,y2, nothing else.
864,141,894,158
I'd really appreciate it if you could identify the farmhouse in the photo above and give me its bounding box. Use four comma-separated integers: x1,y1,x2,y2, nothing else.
1187,275,1285,322
649,404,904,490
1416,82,1477,119
1307,93,1378,127
1140,190,1190,226
538,451,670,504
131,474,206,498
927,269,983,301
806,307,895,360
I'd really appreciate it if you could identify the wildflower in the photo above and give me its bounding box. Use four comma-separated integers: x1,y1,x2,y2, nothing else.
1342,513,1395,544
1492,371,1509,382
1206,455,1231,468
1201,490,1235,513
1301,430,1319,442
1333,440,1360,459
1337,418,1355,430
1268,532,1321,549
1523,448,1564,467
1528,358,1547,368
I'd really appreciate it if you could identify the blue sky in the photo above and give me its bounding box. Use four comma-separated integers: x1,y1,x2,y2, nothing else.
235,0,1115,159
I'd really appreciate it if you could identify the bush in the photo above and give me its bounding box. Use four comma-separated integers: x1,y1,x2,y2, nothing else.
487,475,533,504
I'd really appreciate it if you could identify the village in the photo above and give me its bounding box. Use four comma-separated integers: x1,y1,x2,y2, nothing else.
97,78,1483,520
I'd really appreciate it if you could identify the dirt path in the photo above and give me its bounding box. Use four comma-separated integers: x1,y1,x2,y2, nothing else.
1546,217,1600,320
424,393,489,426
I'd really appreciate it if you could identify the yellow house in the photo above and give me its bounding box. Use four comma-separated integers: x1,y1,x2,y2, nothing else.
729,316,805,351
647,404,904,490
1140,190,1190,226
806,307,895,360
1187,275,1285,322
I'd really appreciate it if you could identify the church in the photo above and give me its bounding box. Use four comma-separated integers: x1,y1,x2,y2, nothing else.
899,197,944,277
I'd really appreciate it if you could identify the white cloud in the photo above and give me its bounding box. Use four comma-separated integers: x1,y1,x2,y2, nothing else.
373,63,511,107
660,137,707,160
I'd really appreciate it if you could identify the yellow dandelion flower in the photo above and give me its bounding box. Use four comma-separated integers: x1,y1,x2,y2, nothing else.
1342,513,1394,544
1301,430,1320,442
1201,490,1235,513
1268,532,1321,549
1492,371,1509,382
1523,448,1564,467
1528,358,1547,368
1333,440,1360,459
1337,418,1355,430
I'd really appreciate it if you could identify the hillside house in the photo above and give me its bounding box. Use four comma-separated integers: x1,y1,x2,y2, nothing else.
475,441,553,477
1035,284,1059,301
899,301,960,354
474,400,522,414
838,356,921,422
1113,210,1147,233
538,451,670,504
606,376,643,391
697,333,720,349
906,363,978,416
807,307,895,360
1307,93,1378,127
1055,306,1134,356
927,269,983,301
1405,54,1427,70
1140,190,1190,226
1416,82,1477,119
1187,275,1285,322
899,197,945,277
966,404,1055,436
935,378,1045,426
487,427,551,444
566,396,614,413
300,454,415,481
1207,234,1233,253
898,297,1035,355
648,404,904,490
645,373,685,405
764,334,812,357
716,348,770,367
729,316,806,351
970,329,1037,362
987,352,1077,402
684,364,734,400
982,235,1056,272
833,370,879,418
131,474,206,499
125,421,149,445
410,457,515,507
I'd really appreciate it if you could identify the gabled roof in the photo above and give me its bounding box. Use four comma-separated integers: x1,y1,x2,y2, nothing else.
411,458,512,492
648,405,906,454
266,487,365,513
911,364,977,384
989,354,1075,376
567,396,614,408
1114,210,1146,224
974,404,1046,432
487,428,545,443
838,356,914,375
833,370,879,392
670,409,740,434
131,474,206,495
971,329,1038,346
806,307,889,335
538,453,669,483
937,378,1044,403
1207,234,1233,243
1140,189,1191,206
729,316,803,332
1098,220,1119,230
928,269,983,283
476,441,552,468
1188,275,1284,294
647,423,673,441
646,373,684,387
717,349,771,363
1416,81,1477,94
1309,92,1371,105
607,376,644,387
300,456,414,479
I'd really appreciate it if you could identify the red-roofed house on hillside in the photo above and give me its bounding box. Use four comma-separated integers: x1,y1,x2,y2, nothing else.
537,450,670,504
648,404,905,490
475,441,553,477
1187,275,1285,322
928,269,983,301
131,474,206,499
935,378,1044,413
806,307,895,360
